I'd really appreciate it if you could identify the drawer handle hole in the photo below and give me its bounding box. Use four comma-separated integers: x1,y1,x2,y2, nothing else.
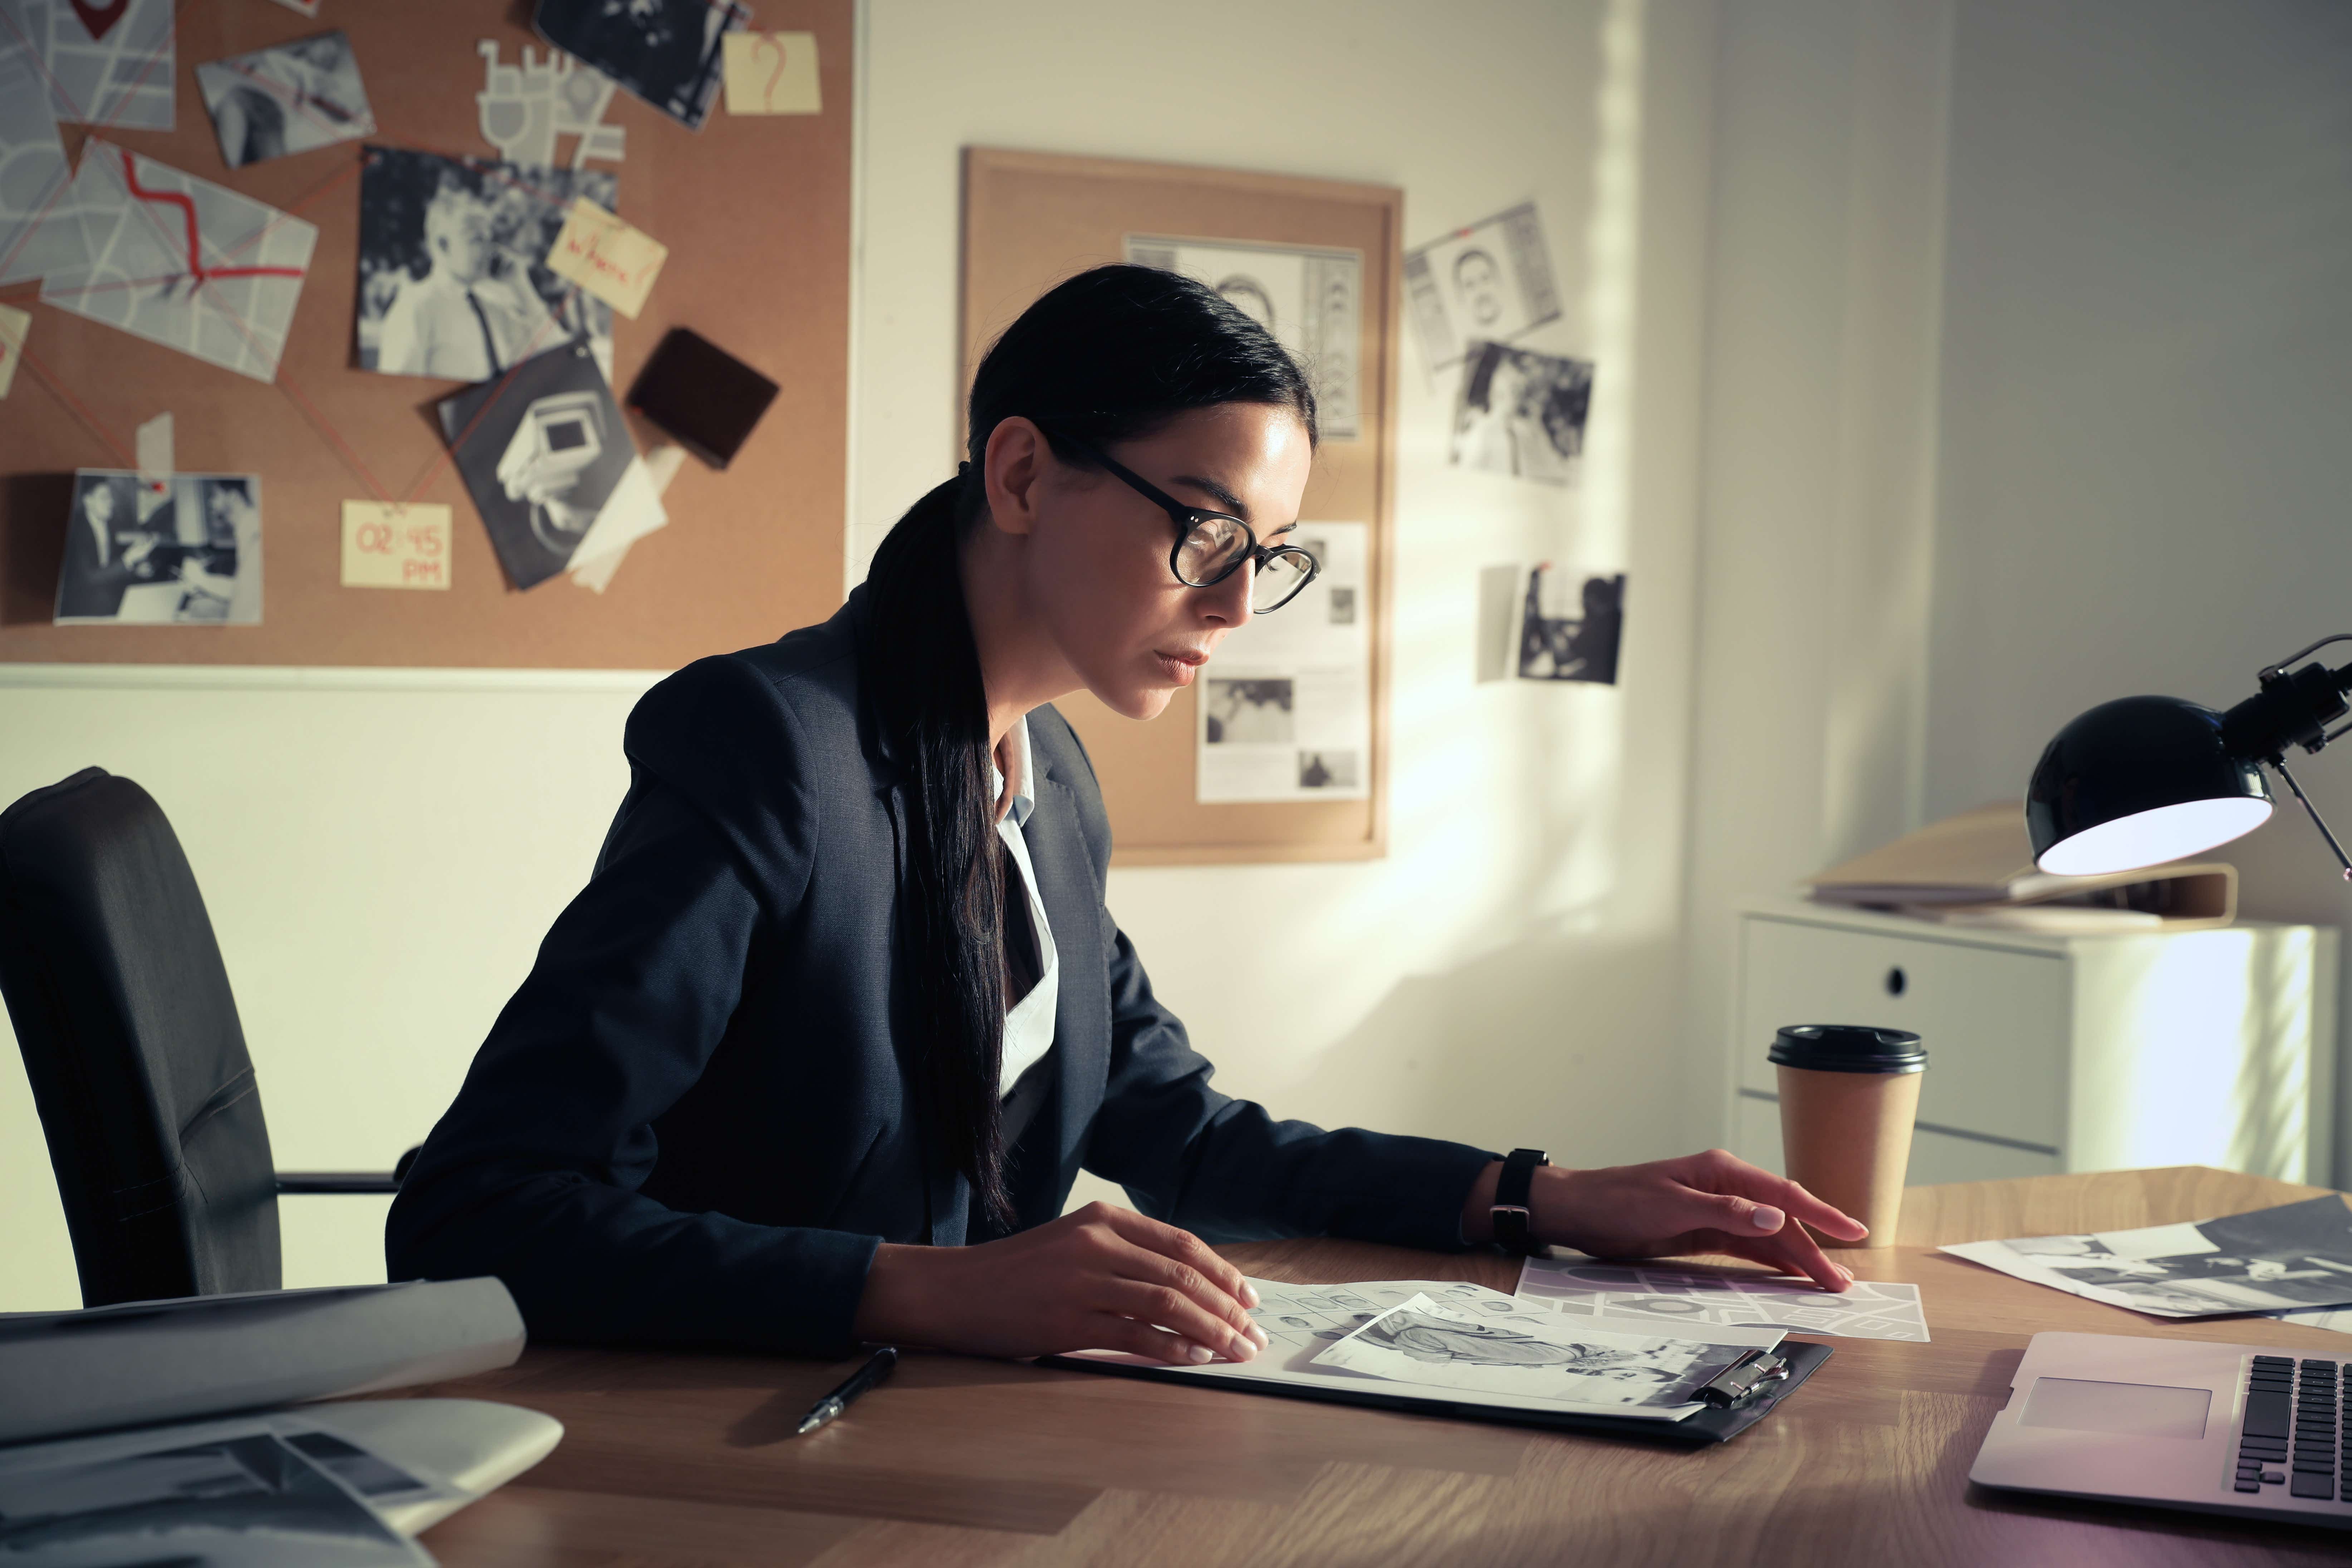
1885,966,1907,997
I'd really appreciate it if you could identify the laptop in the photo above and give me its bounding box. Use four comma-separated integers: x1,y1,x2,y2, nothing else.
1972,1332,2349,1527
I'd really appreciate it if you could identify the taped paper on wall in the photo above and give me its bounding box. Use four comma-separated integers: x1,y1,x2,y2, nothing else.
54,469,262,626
722,31,820,115
1404,200,1562,372
546,197,666,319
197,30,377,170
42,141,318,383
1126,234,1362,440
1518,566,1623,683
1451,342,1592,486
1197,520,1371,803
0,303,25,398
341,502,452,591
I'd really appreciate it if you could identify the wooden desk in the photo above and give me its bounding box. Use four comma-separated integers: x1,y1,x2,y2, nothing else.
411,1167,2352,1565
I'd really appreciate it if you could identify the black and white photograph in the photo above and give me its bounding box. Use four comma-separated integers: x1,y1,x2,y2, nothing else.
1402,200,1563,371
1327,585,1357,625
357,145,617,383
1518,567,1623,684
1125,235,1363,438
1945,1197,2352,1319
1297,750,1358,790
533,0,750,132
438,340,667,591
1312,1294,1756,1409
1202,677,1294,746
195,31,376,169
0,1431,429,1568
1451,340,1593,485
53,469,262,626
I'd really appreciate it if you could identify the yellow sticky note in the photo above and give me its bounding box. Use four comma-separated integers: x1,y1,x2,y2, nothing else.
0,303,28,400
723,32,822,115
546,198,668,321
342,501,452,590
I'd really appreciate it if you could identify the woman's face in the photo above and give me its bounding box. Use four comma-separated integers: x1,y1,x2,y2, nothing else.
1005,402,1313,722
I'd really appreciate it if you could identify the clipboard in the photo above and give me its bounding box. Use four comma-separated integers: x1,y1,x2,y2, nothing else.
1037,1339,1832,1448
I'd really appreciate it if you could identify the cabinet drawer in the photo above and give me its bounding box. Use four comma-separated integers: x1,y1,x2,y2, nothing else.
1733,1093,2063,1188
1737,917,2068,1151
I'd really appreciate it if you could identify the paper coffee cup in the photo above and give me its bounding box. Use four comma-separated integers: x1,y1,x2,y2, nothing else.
1769,1024,1925,1249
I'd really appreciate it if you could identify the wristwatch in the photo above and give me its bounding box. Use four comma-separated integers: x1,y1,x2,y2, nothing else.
1490,1147,1549,1254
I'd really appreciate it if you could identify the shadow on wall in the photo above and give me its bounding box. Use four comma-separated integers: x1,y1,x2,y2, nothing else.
1278,920,1686,1165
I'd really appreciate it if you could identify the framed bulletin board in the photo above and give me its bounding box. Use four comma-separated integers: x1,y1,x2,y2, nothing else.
962,147,1401,866
0,0,851,669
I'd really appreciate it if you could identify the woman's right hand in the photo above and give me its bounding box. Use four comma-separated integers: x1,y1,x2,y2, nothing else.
850,1200,1270,1366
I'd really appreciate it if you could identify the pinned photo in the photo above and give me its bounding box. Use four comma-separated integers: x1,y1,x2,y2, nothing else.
1403,201,1562,372
54,470,262,626
357,146,616,383
1518,567,1623,684
533,0,749,132
1451,342,1592,486
196,31,376,170
438,341,666,591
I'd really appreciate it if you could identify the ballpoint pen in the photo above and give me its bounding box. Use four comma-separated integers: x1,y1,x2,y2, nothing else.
796,1345,898,1436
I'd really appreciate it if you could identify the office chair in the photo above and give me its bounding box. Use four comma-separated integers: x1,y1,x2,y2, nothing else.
0,767,419,1308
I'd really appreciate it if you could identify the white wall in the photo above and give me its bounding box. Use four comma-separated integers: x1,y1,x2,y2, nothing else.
0,0,1725,1309
1919,0,2352,1178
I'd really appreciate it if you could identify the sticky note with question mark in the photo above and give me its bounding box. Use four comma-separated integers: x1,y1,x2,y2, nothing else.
722,31,820,115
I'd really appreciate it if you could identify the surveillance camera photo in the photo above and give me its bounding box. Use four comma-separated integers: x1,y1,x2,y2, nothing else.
437,341,666,590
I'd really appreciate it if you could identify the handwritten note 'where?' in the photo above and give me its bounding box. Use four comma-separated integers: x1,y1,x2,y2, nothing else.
547,199,668,320
342,501,452,589
722,32,821,115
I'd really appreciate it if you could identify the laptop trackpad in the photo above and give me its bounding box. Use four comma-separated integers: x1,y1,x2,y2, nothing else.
2019,1377,2212,1440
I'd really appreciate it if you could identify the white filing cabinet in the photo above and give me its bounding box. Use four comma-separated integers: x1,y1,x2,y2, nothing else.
1728,905,2339,1186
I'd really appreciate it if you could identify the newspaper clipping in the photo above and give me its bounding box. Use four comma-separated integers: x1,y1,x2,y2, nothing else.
1197,521,1371,804
1126,235,1362,440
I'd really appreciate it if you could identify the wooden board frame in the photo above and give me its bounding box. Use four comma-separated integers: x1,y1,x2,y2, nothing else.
0,0,851,670
961,148,1400,867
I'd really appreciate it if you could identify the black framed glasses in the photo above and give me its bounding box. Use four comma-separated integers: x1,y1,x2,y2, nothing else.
1049,430,1320,613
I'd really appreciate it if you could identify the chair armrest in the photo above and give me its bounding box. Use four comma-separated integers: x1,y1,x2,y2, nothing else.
276,1171,400,1194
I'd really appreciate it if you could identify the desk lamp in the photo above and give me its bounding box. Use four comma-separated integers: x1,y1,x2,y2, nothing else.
2027,635,2352,878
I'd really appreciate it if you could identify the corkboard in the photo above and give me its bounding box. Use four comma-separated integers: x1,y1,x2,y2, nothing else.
962,148,1400,866
0,0,850,668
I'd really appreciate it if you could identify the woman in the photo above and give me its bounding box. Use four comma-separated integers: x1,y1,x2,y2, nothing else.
387,266,1864,1366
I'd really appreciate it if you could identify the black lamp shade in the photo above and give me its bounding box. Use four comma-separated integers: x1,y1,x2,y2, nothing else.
2026,696,2274,876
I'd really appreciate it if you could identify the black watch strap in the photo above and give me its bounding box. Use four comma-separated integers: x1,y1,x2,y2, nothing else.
1491,1147,1549,1253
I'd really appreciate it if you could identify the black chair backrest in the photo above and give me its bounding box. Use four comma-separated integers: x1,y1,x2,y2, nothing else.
0,768,281,1305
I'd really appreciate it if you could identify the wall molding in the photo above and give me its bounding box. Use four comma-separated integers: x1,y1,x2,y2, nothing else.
0,664,669,695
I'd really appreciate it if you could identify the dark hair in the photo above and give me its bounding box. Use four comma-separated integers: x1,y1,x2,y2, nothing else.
859,264,1315,1226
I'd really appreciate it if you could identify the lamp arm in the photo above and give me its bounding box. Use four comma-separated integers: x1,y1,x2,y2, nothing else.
2260,634,2352,680
2269,758,2352,882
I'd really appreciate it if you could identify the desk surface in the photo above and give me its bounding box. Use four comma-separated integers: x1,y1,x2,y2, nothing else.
411,1167,2352,1565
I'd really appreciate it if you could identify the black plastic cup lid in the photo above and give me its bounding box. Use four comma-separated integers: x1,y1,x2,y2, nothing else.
1768,1024,1926,1074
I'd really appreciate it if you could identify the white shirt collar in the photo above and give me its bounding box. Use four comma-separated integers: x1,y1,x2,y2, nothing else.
990,715,1037,830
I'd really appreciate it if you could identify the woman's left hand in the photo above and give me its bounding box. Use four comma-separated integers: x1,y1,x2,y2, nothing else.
1463,1148,1870,1291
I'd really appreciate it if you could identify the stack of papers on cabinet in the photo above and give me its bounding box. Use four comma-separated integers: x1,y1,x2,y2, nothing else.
1804,801,2237,931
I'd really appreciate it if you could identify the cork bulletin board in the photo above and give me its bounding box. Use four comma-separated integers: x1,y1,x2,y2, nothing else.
961,147,1401,866
0,0,851,669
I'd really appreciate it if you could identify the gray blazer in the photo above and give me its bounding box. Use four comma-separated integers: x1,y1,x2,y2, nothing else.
386,589,1495,1355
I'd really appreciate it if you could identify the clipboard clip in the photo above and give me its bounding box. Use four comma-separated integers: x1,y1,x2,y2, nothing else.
1696,1348,1790,1408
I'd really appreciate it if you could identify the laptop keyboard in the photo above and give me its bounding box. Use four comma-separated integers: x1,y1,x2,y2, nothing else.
2236,1356,2345,1501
